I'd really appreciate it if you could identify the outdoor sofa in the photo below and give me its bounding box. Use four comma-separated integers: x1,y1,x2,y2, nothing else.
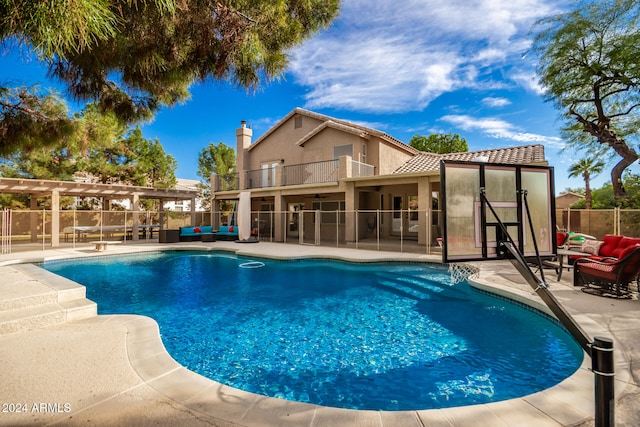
569,234,640,262
574,244,640,298
215,226,239,241
179,226,215,242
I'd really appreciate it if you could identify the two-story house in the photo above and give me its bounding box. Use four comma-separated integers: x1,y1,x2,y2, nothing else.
211,108,547,250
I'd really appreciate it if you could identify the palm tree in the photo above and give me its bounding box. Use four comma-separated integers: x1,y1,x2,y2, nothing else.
568,157,605,209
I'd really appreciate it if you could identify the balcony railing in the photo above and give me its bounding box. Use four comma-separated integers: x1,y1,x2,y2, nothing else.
283,159,339,186
213,157,375,192
350,160,375,177
246,168,276,189
213,174,239,192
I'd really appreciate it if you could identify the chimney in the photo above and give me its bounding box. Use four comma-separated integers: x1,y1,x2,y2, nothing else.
236,120,252,188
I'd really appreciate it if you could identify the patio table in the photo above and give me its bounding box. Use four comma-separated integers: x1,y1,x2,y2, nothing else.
543,248,590,281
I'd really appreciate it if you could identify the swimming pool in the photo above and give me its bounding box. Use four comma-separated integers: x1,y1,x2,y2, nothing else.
41,250,583,411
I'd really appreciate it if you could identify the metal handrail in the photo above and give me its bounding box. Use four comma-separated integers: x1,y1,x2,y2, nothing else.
282,159,339,186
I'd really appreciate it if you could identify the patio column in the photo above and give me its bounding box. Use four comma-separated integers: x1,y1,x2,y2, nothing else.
418,177,429,247
344,181,356,243
274,194,285,242
51,189,60,247
190,198,196,225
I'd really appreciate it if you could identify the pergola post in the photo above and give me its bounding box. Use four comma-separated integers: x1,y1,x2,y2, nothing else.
132,193,140,241
191,197,196,225
159,202,165,230
30,195,38,243
51,189,60,247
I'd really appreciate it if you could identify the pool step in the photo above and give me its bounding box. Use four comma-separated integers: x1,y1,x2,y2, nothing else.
0,265,97,335
375,272,467,301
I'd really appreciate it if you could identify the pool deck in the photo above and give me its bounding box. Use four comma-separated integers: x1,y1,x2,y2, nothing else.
0,241,638,426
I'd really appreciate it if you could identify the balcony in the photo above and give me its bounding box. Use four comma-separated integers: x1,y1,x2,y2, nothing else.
350,160,375,178
212,157,375,192
245,168,276,189
282,159,340,186
212,173,239,192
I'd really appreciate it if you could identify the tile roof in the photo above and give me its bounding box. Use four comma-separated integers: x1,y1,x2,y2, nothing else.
393,144,546,174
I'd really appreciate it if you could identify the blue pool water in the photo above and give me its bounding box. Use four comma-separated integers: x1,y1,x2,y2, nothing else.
41,251,583,411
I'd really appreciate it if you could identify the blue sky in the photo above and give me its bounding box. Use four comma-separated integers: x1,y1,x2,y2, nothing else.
3,0,638,193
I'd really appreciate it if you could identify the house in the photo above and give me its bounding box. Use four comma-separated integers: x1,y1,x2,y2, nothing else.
163,178,207,212
555,192,584,209
211,108,548,248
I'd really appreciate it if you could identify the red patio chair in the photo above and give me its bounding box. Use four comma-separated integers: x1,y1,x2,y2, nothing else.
574,245,640,298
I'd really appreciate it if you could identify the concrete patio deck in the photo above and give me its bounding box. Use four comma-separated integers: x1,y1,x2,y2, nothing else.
0,241,638,426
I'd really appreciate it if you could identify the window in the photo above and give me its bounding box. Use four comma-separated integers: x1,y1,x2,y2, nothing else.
362,143,367,163
333,144,353,159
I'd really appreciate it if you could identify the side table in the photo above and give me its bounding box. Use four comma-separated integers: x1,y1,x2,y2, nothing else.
159,229,180,243
201,233,217,242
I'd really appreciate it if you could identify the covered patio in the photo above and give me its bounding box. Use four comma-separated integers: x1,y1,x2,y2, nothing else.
0,177,200,249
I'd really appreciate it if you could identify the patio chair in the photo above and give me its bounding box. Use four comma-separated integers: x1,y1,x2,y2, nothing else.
574,245,640,298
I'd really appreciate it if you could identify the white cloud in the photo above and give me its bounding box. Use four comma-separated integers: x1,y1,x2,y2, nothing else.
510,69,546,95
290,0,566,113
482,97,511,108
440,114,564,146
290,35,460,112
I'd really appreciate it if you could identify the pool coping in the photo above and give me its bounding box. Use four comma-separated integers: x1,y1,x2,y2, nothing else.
1,242,635,426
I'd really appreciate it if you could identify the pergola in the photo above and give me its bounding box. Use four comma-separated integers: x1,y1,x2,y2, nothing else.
0,177,200,246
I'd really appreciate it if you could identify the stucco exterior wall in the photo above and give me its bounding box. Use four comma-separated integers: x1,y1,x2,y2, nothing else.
300,127,363,164
377,141,414,175
246,114,324,170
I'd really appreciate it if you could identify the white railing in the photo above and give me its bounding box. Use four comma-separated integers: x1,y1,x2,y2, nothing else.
350,160,375,177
